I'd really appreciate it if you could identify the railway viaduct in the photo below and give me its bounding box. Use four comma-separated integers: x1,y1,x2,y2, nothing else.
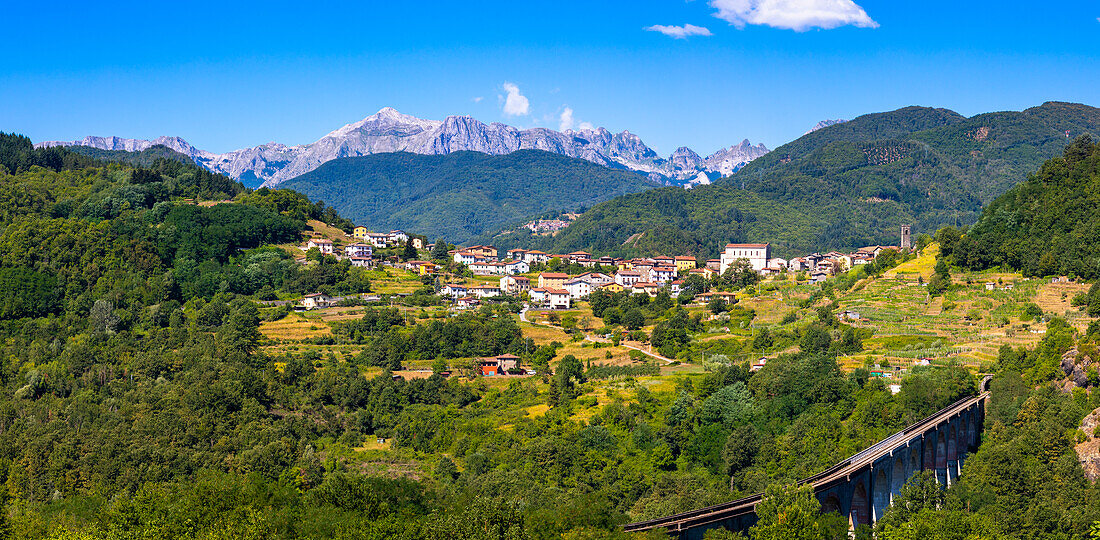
625,383,990,539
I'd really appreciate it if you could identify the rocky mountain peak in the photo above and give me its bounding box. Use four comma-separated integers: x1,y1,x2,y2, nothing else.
37,109,769,188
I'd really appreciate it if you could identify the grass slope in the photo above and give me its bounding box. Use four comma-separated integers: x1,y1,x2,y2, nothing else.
277,149,661,244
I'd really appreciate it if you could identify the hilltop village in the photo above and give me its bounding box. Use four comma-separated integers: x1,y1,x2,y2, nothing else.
294,224,913,312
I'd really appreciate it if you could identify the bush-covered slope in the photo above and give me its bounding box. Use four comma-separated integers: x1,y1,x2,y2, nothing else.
950,135,1100,278
276,149,660,244
498,102,1100,258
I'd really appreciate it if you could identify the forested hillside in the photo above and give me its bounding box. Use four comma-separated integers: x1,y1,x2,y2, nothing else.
493,102,1100,258
948,135,1100,279
67,144,198,168
1,130,1098,538
277,149,661,244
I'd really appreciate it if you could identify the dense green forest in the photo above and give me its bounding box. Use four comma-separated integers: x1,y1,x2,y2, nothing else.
490,102,1100,258
946,136,1100,279
65,144,198,168
277,149,660,244
1,130,1099,539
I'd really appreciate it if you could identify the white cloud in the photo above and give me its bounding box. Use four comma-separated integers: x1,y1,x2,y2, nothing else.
645,23,714,39
578,122,595,131
501,82,530,116
559,107,575,131
709,0,878,31
472,96,484,103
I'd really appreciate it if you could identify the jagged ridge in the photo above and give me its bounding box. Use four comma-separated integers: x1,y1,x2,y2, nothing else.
36,108,769,187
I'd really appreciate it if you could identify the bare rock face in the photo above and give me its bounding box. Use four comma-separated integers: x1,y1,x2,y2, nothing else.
805,119,847,134
35,108,769,188
1077,407,1100,482
703,139,771,178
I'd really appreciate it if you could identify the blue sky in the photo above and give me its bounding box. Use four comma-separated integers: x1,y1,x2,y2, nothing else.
2,1,1099,156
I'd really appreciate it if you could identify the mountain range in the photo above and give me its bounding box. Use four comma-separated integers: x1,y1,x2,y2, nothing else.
484,101,1100,258
277,149,661,244
36,108,770,187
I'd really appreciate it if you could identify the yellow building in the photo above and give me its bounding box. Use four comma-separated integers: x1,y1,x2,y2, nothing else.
353,226,368,240
600,282,625,293
674,256,697,273
538,272,568,290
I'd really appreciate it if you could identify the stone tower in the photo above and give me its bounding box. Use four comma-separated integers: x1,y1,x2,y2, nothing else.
901,225,912,249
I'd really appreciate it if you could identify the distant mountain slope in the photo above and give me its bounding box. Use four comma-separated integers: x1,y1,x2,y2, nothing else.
37,108,769,187
950,135,1100,278
276,149,662,244
494,102,1100,258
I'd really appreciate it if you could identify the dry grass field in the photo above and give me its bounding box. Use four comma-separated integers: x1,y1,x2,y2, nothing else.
260,312,332,340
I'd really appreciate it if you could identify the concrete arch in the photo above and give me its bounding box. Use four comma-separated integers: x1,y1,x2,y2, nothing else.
967,409,977,448
873,467,891,521
947,422,959,484
935,429,948,485
947,423,958,461
892,455,907,497
850,482,870,528
822,494,842,515
923,434,935,471
909,445,921,476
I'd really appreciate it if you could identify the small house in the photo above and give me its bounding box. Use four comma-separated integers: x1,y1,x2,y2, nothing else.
548,289,571,309
301,293,333,310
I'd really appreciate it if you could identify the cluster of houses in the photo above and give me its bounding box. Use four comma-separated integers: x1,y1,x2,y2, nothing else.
300,238,376,267
299,227,423,268
523,219,571,234
717,243,904,284
352,227,414,249
436,241,910,310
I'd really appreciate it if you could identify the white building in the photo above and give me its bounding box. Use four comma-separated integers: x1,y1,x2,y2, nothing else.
453,251,480,265
344,243,373,258
615,271,642,287
651,266,677,283
470,285,502,299
304,238,334,254
469,261,498,275
301,292,333,309
564,278,593,299
719,243,771,274
502,260,530,275
500,276,531,295
529,288,549,304
547,289,571,309
521,250,551,265
365,232,393,248
441,284,468,299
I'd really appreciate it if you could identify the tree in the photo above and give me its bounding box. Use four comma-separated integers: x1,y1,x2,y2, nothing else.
221,302,262,354
708,295,727,315
723,425,759,475
623,308,645,330
430,239,449,260
435,457,458,482
800,325,832,354
402,240,418,261
699,382,754,428
723,259,761,290
750,483,847,540
875,471,943,531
